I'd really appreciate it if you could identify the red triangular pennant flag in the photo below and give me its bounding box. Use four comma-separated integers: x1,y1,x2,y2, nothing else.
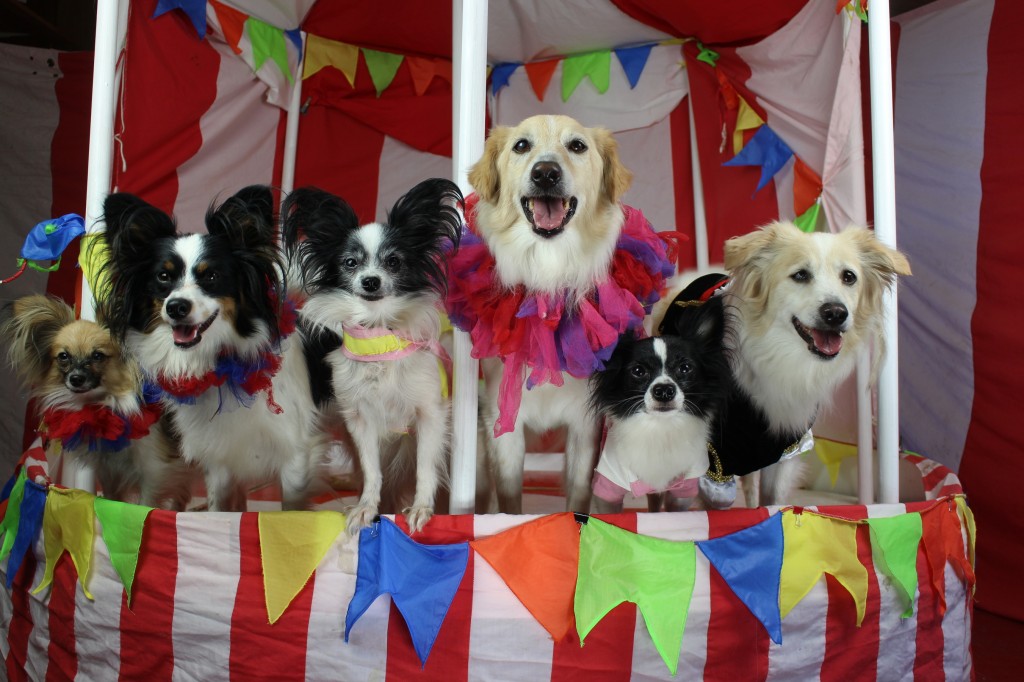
921,501,976,616
209,0,246,55
524,60,559,102
471,513,579,641
793,157,823,216
406,56,437,96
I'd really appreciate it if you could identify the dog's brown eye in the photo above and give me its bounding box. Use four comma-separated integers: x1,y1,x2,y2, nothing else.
91,350,106,362
629,364,648,379
677,360,693,376
202,271,218,284
567,138,588,154
512,139,531,154
56,351,70,363
791,269,811,283
343,257,359,268
384,255,401,271
157,271,171,283
841,270,857,285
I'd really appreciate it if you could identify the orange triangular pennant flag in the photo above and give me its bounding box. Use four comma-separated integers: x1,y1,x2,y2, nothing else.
524,60,559,102
406,56,437,96
471,513,580,641
921,501,976,616
210,0,247,55
793,157,823,216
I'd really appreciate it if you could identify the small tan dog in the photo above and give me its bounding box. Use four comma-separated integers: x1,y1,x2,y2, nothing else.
466,114,634,513
2,295,192,508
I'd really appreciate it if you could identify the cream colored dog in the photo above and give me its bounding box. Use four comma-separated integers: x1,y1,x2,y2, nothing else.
468,114,632,513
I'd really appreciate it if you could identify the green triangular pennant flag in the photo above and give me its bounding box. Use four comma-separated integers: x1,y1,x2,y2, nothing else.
575,518,695,675
561,50,612,102
94,497,153,606
0,470,28,561
247,17,293,83
794,200,822,233
867,513,922,618
363,48,404,97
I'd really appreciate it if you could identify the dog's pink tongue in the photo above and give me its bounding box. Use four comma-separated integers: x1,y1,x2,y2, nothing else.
811,329,843,356
532,197,567,230
173,325,199,345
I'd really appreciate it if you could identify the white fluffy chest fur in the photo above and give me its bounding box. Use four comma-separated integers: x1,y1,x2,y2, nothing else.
160,338,317,482
603,411,710,490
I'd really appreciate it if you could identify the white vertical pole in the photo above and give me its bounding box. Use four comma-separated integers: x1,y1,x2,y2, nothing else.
73,0,123,493
687,89,709,271
856,347,874,504
449,0,488,514
867,0,901,504
280,38,305,196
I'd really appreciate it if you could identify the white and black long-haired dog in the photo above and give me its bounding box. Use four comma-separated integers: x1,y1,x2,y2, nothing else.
98,186,324,511
589,297,729,513
283,178,462,534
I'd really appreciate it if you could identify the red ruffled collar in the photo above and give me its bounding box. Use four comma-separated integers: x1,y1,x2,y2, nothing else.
42,401,161,452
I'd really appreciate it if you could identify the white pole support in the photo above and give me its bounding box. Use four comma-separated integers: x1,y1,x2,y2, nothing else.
280,38,305,196
856,346,874,505
73,0,124,493
687,89,710,271
449,0,488,515
867,0,901,504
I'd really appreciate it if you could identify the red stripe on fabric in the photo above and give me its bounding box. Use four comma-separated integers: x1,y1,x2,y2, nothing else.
5,552,36,681
681,44,779,263
118,510,178,681
921,465,951,494
914,508,945,680
115,0,219,211
669,84,697,270
45,554,78,682
385,514,474,682
958,0,1024,622
821,506,880,682
294,106,385,225
703,508,771,682
229,513,312,682
549,513,638,682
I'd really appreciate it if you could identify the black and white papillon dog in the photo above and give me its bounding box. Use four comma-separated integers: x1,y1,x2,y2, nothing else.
283,178,463,533
589,296,729,513
98,186,325,511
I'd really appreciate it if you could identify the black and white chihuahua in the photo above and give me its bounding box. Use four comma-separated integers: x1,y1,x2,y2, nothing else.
98,186,324,511
589,297,729,513
283,178,463,533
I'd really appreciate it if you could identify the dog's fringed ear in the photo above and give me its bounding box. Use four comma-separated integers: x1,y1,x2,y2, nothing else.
845,226,912,282
282,186,361,292
593,127,633,206
387,178,465,294
468,126,510,203
1,295,76,383
102,193,177,266
723,222,790,310
207,185,277,249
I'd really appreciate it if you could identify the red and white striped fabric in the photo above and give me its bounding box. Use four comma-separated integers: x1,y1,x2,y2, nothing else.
1,500,972,681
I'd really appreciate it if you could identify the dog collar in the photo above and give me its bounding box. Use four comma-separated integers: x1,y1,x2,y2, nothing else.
151,349,284,414
41,396,162,453
340,324,452,398
447,194,683,436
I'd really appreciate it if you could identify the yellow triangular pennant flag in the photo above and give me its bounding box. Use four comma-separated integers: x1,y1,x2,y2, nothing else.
814,439,858,487
303,34,359,87
259,510,346,623
34,487,96,600
955,497,976,573
733,96,766,155
780,510,867,625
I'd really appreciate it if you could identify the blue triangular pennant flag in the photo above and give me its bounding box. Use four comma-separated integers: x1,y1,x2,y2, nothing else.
6,480,46,588
345,517,469,666
285,28,303,54
20,214,84,263
614,44,653,89
490,62,520,96
0,472,16,505
697,513,784,644
723,125,794,193
153,0,207,38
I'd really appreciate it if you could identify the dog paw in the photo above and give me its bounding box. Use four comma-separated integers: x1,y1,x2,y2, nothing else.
346,503,379,535
403,506,434,534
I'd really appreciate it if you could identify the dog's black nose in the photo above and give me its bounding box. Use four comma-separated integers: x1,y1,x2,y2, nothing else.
531,161,562,190
819,302,849,329
67,371,88,388
166,298,192,321
361,276,381,293
652,383,676,403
